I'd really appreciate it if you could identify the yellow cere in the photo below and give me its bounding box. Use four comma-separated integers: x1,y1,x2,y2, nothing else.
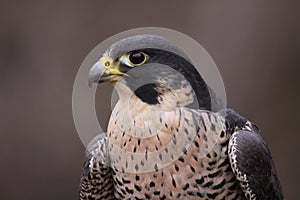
99,56,113,69
99,56,124,75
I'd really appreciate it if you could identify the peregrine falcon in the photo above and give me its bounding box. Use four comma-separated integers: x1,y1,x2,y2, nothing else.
80,34,283,199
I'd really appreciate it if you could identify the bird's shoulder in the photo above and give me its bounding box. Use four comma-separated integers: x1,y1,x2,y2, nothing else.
224,109,284,200
79,133,115,200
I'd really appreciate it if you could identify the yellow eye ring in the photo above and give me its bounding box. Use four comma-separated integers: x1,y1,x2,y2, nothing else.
127,51,148,66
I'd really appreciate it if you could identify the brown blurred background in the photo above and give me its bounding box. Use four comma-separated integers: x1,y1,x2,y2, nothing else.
0,1,299,199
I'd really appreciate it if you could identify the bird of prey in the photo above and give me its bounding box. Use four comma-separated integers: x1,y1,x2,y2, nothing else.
80,34,283,200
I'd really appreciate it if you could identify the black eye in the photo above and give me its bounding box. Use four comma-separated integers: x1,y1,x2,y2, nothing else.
128,51,147,66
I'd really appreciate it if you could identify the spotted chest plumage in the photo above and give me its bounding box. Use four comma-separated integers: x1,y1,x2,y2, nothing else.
106,100,246,200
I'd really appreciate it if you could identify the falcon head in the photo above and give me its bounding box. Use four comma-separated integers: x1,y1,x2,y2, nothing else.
89,34,212,110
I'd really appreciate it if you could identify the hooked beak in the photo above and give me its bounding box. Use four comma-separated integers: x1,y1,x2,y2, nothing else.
88,56,123,87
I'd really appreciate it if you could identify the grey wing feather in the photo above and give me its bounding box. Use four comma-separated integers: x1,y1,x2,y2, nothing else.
79,134,115,200
228,129,283,200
